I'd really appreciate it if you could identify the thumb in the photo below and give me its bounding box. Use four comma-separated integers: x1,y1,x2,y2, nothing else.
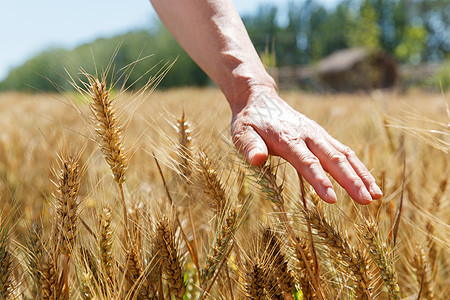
232,125,268,166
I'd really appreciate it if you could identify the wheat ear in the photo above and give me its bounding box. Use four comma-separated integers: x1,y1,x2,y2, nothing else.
250,161,322,299
200,203,245,286
125,245,156,300
0,227,12,299
26,223,44,297
176,112,194,178
53,153,83,299
41,242,61,300
359,221,399,299
87,75,128,185
306,208,372,299
99,207,115,286
250,163,284,205
262,228,296,298
292,236,314,299
87,74,129,240
155,217,186,299
54,153,82,257
78,246,103,299
412,246,434,300
129,203,143,254
245,262,268,299
196,150,227,215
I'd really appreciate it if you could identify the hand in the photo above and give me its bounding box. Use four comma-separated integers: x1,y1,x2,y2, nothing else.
231,86,382,204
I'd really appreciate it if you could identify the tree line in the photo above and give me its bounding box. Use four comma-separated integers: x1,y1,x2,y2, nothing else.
1,0,448,92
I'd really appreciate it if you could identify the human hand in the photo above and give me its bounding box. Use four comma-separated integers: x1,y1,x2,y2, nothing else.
231,86,382,204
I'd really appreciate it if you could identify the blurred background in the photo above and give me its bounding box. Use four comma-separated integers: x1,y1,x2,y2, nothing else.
1,0,449,93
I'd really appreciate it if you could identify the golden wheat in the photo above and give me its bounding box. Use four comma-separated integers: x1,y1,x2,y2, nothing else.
0,84,448,299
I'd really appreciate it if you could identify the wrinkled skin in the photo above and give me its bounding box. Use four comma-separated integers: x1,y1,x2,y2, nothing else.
231,87,383,204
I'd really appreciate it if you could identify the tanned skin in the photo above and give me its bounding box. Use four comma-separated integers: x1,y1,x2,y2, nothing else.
150,0,382,204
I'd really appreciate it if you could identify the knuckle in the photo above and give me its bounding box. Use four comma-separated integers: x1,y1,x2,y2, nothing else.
283,133,302,146
316,177,332,188
232,131,244,146
299,154,320,168
359,170,374,181
342,147,356,158
329,152,347,164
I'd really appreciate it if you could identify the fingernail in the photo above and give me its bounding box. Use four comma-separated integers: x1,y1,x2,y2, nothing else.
248,148,261,162
325,187,337,203
369,182,383,197
359,186,372,203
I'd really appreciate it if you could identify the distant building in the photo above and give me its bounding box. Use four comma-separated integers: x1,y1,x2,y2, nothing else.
277,48,398,92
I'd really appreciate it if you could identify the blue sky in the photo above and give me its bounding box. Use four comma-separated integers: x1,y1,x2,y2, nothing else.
0,0,338,81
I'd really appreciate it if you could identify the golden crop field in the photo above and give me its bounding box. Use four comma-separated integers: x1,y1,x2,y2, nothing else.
0,79,448,299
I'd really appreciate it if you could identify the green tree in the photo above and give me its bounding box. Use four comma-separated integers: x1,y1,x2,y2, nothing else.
394,25,428,64
347,0,381,50
0,29,207,92
312,0,352,59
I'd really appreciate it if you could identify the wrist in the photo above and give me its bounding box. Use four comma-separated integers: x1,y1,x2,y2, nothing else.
223,67,277,114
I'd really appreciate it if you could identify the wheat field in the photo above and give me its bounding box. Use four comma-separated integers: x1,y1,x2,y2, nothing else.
0,76,448,299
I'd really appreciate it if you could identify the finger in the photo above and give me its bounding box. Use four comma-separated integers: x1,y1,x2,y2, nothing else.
279,140,337,203
232,124,268,166
307,138,373,204
327,137,383,199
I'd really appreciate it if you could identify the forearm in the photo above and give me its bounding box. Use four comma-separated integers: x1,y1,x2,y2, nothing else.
150,0,276,112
